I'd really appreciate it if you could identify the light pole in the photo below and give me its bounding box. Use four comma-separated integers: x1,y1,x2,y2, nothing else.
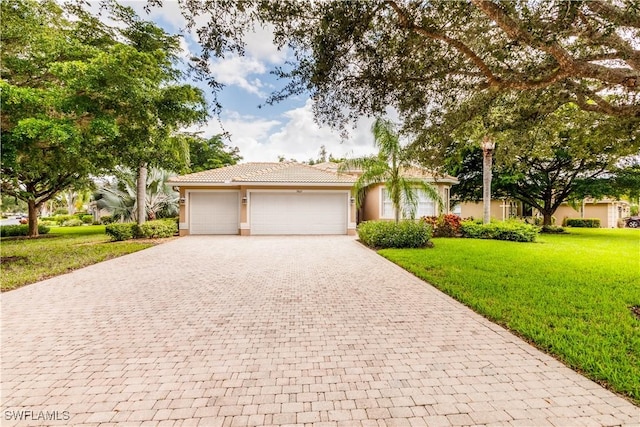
481,136,495,225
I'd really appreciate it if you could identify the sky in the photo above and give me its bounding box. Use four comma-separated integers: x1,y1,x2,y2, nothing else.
113,1,379,163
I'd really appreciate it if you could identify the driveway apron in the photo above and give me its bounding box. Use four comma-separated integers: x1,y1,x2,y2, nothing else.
1,236,638,426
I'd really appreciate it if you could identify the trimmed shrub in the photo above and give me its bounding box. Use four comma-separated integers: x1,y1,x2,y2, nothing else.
138,219,178,238
62,218,84,227
357,220,433,249
1,224,50,237
421,214,462,237
565,218,600,228
105,223,138,241
541,225,566,234
460,220,538,242
80,214,93,224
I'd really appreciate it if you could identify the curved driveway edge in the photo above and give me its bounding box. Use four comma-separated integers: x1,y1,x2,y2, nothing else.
1,236,638,426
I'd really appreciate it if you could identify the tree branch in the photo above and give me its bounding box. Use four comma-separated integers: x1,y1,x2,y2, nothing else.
585,1,640,29
385,0,499,85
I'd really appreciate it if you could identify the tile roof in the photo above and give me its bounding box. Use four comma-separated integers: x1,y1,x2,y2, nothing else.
312,162,458,183
168,162,357,184
398,166,459,183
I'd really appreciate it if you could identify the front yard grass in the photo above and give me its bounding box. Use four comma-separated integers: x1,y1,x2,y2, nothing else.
379,228,640,403
1,225,155,292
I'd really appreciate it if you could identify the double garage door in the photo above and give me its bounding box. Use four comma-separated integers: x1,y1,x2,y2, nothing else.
189,191,348,235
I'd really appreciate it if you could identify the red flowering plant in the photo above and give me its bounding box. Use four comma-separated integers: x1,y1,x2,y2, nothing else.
420,214,462,237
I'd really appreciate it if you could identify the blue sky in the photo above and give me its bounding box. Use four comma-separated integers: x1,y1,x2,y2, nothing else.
116,1,378,163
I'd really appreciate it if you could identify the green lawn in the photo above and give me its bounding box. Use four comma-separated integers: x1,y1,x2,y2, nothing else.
379,228,640,403
1,225,155,292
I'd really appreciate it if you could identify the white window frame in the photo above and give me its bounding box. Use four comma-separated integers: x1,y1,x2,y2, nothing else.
380,187,395,219
381,187,436,219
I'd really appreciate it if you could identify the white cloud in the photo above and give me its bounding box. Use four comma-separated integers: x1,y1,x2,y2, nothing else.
244,24,289,64
190,100,377,163
266,100,376,162
210,56,267,96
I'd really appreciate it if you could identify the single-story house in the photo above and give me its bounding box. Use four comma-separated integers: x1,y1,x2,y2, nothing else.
168,162,458,236
458,198,630,228
553,198,630,228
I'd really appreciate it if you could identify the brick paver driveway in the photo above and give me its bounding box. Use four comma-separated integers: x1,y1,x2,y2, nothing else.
2,236,638,426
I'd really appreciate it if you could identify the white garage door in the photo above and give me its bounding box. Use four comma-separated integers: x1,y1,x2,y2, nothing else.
189,192,239,235
251,192,348,235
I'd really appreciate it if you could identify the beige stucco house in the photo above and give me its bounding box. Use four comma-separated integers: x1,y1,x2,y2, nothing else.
168,162,458,236
554,198,630,228
458,198,630,228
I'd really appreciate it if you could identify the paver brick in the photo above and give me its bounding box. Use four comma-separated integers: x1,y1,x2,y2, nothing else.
1,236,638,426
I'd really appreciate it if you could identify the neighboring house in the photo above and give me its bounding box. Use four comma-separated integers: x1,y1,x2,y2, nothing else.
554,198,630,228
458,200,523,221
458,198,630,228
168,162,458,236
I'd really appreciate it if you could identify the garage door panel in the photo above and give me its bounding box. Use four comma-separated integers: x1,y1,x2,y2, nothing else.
251,192,347,235
190,192,239,235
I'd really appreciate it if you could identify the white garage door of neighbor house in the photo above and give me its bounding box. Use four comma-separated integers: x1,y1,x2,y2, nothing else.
189,192,239,234
251,192,348,235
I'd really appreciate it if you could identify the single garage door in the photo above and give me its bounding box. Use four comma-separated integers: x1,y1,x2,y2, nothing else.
251,192,347,235
189,192,239,234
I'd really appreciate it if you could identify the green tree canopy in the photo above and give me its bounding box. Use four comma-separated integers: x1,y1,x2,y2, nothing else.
164,0,639,138
1,0,121,235
185,134,242,172
1,0,208,235
449,104,639,225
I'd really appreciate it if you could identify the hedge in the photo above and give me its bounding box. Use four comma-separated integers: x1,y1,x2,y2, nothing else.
0,224,50,237
105,219,177,241
357,220,433,249
460,220,538,242
564,218,601,228
105,223,138,241
138,219,177,238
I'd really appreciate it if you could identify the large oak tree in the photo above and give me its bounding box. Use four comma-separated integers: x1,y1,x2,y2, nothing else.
448,103,639,226
160,1,639,136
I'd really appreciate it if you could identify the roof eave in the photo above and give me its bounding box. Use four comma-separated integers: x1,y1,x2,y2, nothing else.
167,181,355,187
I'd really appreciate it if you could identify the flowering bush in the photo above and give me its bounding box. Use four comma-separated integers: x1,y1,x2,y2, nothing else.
420,214,462,237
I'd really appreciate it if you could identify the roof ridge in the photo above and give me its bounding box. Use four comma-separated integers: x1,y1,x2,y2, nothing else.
233,162,290,180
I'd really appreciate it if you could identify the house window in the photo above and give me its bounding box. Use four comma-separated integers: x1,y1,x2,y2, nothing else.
414,189,436,218
381,188,436,219
381,188,395,219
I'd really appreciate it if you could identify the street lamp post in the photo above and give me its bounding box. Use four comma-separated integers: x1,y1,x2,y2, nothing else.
481,136,495,225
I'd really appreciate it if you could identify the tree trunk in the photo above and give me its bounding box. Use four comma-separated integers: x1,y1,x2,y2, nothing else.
137,164,147,225
542,212,553,227
66,191,76,215
482,149,493,224
27,199,39,237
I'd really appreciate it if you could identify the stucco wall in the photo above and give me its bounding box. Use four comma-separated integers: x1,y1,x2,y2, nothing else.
459,200,508,220
361,183,453,221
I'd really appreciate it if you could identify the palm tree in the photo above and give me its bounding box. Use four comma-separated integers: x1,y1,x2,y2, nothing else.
94,167,179,222
339,118,442,223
